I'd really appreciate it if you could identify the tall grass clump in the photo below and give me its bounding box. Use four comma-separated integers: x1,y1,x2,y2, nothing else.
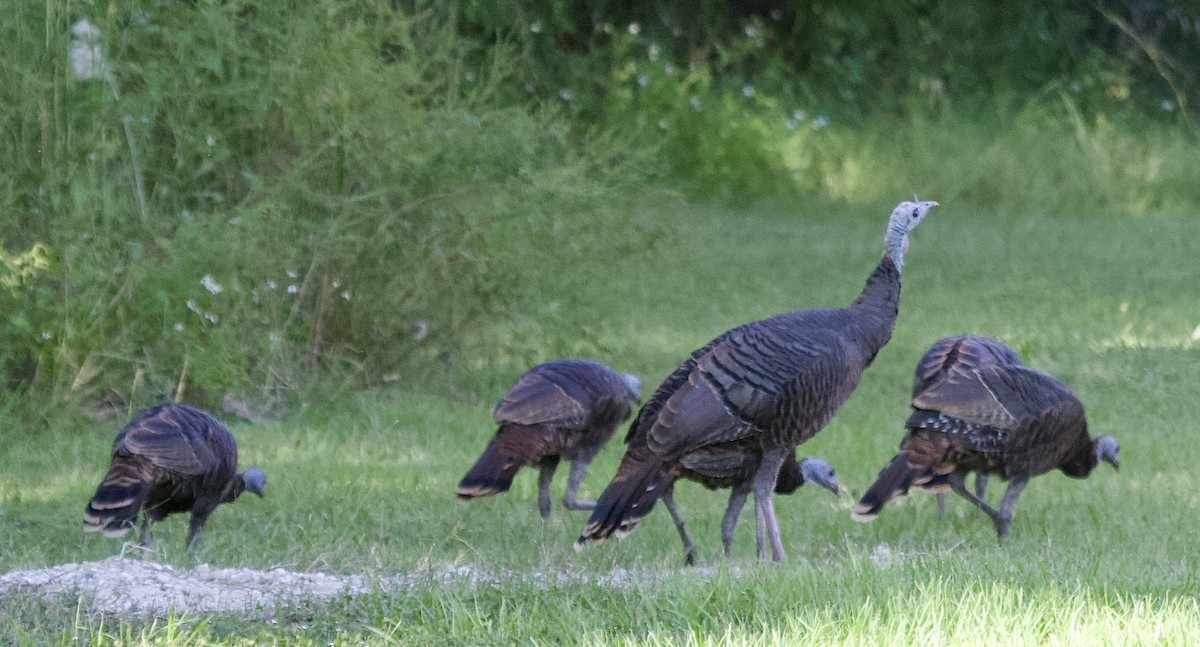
451,1,1200,207
0,0,652,422
783,94,1200,217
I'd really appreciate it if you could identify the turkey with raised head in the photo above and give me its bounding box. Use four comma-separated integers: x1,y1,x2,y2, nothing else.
662,444,838,565
83,402,266,551
457,358,641,518
576,197,937,562
851,335,1120,538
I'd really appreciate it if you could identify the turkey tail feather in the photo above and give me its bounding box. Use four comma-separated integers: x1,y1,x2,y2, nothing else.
576,446,672,547
456,424,544,499
83,461,153,538
851,454,917,522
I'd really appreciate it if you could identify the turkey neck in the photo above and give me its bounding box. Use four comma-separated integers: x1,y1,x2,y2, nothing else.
846,254,901,360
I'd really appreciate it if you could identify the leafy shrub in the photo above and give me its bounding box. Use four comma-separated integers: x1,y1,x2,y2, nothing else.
0,0,651,420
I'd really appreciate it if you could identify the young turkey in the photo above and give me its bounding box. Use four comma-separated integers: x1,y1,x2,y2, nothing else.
83,402,266,551
576,197,937,562
851,334,1120,538
457,358,641,518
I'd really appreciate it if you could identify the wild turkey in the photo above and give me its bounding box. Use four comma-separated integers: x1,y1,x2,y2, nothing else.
456,358,641,518
576,197,937,562
851,335,1120,538
83,402,266,550
662,446,839,565
908,336,1020,516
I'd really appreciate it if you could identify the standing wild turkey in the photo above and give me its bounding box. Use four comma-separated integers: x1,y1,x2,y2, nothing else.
83,402,266,550
662,445,839,565
457,358,641,518
576,197,937,562
851,335,1120,538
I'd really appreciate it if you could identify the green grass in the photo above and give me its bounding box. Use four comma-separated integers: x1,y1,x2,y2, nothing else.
2,198,1198,644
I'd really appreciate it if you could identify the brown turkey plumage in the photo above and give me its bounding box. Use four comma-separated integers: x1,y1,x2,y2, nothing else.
83,402,266,551
851,335,1120,538
662,446,838,565
457,358,641,518
576,197,937,562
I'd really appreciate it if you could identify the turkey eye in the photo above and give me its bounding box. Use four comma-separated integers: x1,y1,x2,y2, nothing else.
911,208,919,219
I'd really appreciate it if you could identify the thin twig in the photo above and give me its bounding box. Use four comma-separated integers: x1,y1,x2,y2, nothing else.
175,354,189,402
106,75,149,222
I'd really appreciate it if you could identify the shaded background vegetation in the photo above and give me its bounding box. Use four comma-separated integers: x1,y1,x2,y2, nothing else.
1,0,1197,429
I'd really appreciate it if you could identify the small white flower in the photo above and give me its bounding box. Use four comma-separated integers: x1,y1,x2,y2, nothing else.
524,82,536,94
269,332,280,343
744,25,759,38
186,299,199,313
811,114,829,130
266,279,277,290
287,285,299,294
530,21,542,34
1159,99,1176,112
742,84,754,97
690,96,702,111
648,43,661,60
628,23,640,35
200,274,223,294
637,74,649,87
174,322,185,333
341,290,352,301
1070,80,1082,93
69,20,110,81
784,119,797,131
558,89,573,101
204,312,218,324
599,23,613,35
286,269,298,279
206,135,216,147
41,331,53,341
792,109,806,122
658,119,668,130
664,64,675,76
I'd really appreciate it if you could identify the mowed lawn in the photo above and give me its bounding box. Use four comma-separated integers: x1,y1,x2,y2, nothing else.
1,199,1198,644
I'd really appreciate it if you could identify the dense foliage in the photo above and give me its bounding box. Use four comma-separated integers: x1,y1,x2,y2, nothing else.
0,0,652,421
1,0,1197,423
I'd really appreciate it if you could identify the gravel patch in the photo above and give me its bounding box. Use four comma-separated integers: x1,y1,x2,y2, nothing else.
0,557,378,617
0,558,712,618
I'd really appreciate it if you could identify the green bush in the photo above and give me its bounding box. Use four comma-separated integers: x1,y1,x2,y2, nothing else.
0,0,651,420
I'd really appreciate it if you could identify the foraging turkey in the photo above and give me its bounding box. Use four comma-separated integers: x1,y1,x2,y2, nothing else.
83,402,266,550
456,358,641,518
576,197,937,562
662,445,839,565
851,335,1120,538
909,336,1020,516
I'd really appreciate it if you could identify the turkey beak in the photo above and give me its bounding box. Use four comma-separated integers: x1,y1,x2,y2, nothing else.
818,474,840,497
